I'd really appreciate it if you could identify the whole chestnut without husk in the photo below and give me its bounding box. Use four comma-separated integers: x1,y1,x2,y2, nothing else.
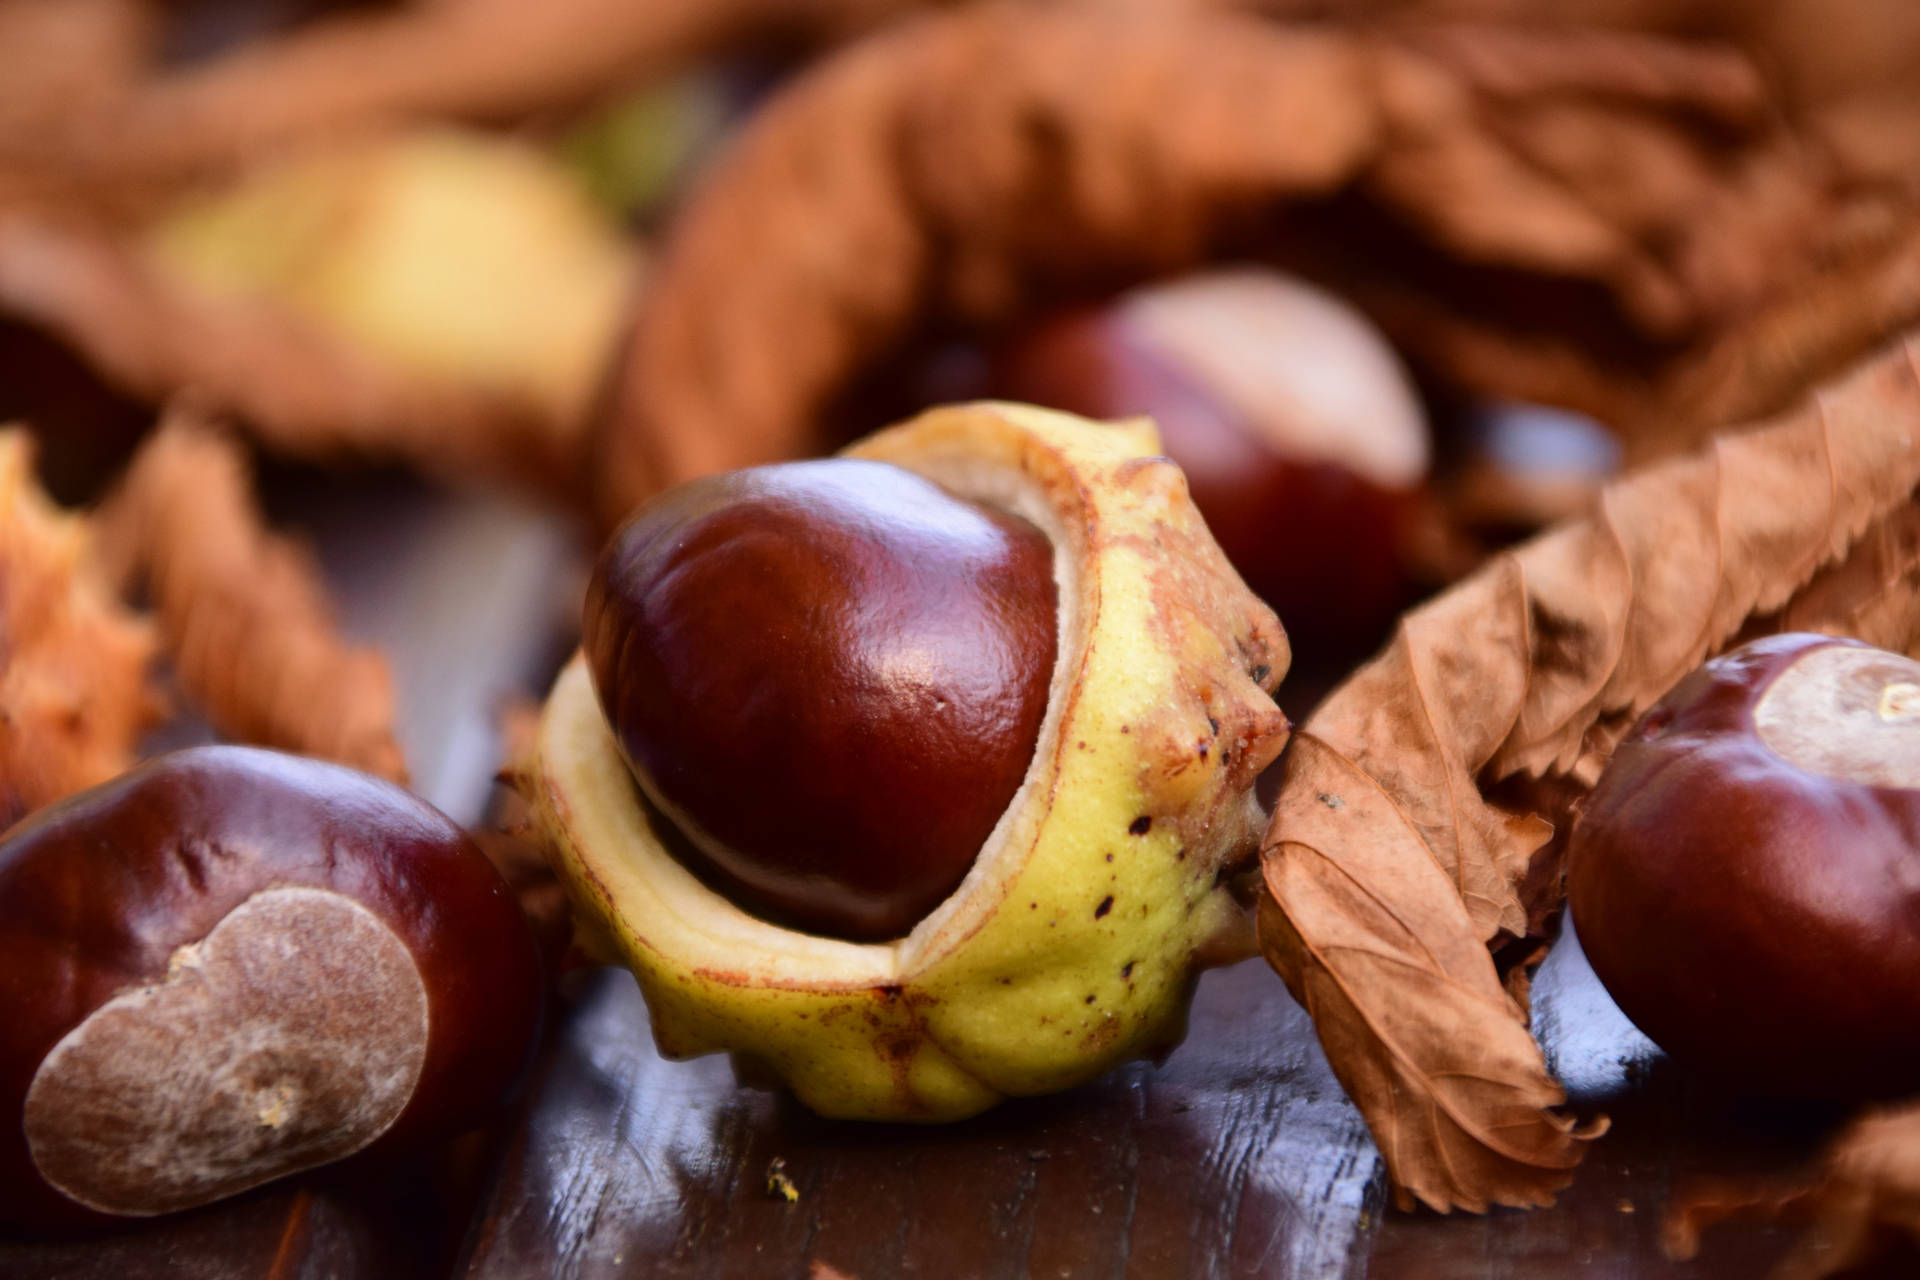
993,267,1430,660
0,746,544,1227
585,457,1057,942
1568,633,1920,1097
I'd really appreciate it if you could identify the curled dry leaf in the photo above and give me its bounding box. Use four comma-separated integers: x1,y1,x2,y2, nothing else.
95,406,408,784
1255,748,1593,1214
599,2,1920,523
1260,333,1920,1212
0,428,161,827
1663,1103,1920,1280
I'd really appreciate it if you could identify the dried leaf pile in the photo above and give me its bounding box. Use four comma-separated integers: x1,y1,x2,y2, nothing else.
598,2,1920,522
0,399,408,819
0,0,920,202
0,131,640,499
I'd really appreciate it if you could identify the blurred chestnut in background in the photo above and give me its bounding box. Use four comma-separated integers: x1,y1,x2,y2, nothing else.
0,746,544,1229
1568,633,1920,1098
993,267,1429,664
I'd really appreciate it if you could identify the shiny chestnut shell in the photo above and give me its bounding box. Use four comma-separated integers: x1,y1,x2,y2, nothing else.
1567,633,1920,1097
0,746,544,1227
584,458,1058,942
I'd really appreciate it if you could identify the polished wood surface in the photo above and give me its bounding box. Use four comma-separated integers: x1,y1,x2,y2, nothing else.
2,478,1905,1278
462,960,1380,1280
456,932,1864,1280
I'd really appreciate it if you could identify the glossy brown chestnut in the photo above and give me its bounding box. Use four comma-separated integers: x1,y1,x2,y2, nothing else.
1567,633,1920,1097
584,457,1058,942
992,268,1429,661
0,746,544,1228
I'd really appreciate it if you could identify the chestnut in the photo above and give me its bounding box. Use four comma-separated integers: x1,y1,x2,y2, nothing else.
584,457,1057,942
0,746,544,1227
992,267,1429,660
1567,633,1920,1097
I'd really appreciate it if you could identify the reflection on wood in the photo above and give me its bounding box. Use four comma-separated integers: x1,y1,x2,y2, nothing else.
1366,928,1854,1278
461,960,1383,1280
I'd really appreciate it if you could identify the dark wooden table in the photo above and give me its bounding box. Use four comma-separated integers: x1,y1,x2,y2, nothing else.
453,930,1851,1280
0,477,1895,1278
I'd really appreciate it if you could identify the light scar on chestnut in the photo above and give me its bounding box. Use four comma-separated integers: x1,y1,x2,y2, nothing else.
24,887,429,1217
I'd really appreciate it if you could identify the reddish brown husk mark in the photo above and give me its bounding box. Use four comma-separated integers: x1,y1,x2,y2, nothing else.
1568,633,1920,1098
0,746,544,1228
585,458,1057,941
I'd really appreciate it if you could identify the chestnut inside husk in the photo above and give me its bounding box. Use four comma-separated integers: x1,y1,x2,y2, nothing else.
534,403,1290,1121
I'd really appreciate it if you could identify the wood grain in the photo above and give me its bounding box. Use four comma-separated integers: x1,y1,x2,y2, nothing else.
460,960,1383,1280
462,924,1892,1280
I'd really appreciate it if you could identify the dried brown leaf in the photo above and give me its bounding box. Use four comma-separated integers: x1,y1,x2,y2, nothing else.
0,1,148,142
598,4,1917,523
1362,29,1770,338
1257,736,1600,1213
1770,502,1920,653
0,427,161,826
1664,1103,1920,1280
1411,20,1766,116
95,406,407,783
1260,333,1920,1212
